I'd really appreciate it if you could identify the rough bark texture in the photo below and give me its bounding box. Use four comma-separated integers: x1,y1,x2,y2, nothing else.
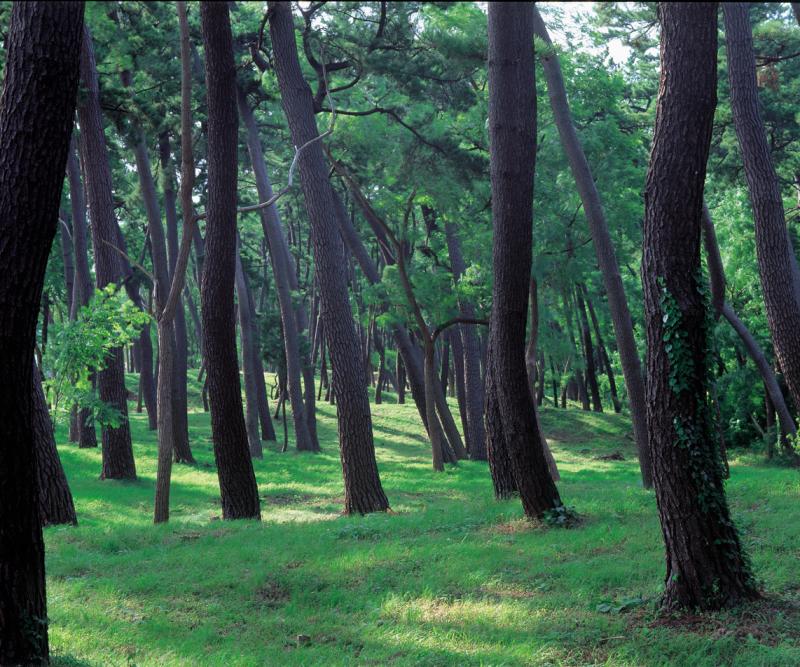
201,1,261,520
486,2,562,519
532,6,651,486
78,25,137,479
33,365,77,527
237,88,316,450
444,221,487,460
0,3,84,662
269,0,388,513
724,2,800,414
642,2,757,611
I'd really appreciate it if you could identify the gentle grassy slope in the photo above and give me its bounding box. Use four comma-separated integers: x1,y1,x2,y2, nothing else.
47,377,800,666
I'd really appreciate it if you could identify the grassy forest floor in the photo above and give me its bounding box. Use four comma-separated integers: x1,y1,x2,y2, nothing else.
47,374,800,666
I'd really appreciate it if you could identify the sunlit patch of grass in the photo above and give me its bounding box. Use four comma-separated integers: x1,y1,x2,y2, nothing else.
43,375,800,665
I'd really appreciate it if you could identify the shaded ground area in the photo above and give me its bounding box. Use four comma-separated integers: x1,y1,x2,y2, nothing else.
47,379,800,666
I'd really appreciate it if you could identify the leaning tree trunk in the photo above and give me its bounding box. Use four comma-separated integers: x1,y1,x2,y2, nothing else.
444,220,487,460
77,24,136,479
33,364,77,527
641,1,758,611
532,6,652,487
486,2,562,519
0,3,83,662
701,204,797,440
200,1,260,520
268,0,388,514
724,2,800,414
237,87,316,451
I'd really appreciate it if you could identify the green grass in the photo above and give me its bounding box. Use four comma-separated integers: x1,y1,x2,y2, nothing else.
45,376,800,666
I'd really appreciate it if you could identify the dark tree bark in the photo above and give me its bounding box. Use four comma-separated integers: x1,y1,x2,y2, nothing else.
159,133,194,464
201,1,260,520
563,291,590,411
444,221,487,460
237,87,316,451
0,3,83,662
532,6,652,486
235,248,264,458
582,285,622,413
724,2,800,414
486,2,562,519
396,351,406,403
642,2,757,611
77,24,137,479
576,286,603,412
268,1,388,513
33,365,77,527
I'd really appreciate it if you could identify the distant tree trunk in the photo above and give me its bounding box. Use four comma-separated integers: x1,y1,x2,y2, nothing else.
450,327,470,441
158,133,194,464
486,2,562,519
235,248,264,458
642,2,757,611
268,0,388,513
33,364,77,527
0,3,83,662
200,1,260,520
237,87,316,451
576,287,603,412
444,221,487,459
701,205,797,441
532,6,651,487
582,285,622,413
724,2,800,414
563,291,590,410
397,352,406,403
77,25,136,479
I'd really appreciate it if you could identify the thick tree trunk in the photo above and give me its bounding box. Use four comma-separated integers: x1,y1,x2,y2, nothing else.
0,3,83,661
235,249,265,458
78,25,136,479
444,221,487,459
159,133,195,464
486,2,562,519
724,2,800,414
269,1,388,513
642,2,757,611
33,365,78,527
532,6,651,486
200,1,261,520
237,88,316,451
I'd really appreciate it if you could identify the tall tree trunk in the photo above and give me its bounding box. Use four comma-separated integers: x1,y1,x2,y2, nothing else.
268,0,388,513
237,87,316,451
532,6,651,487
582,285,622,413
444,221,487,459
724,2,800,414
486,2,562,519
450,327,470,442
159,133,194,464
77,25,136,479
0,3,83,661
200,1,260,520
397,351,406,403
33,364,77,527
563,291,590,410
235,248,265,458
642,2,757,611
576,286,603,412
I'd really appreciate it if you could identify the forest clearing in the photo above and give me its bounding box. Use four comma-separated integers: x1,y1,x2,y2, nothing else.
2,1,800,665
